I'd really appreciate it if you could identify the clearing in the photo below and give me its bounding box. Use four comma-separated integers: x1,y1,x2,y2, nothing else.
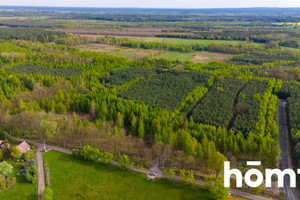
76,43,229,63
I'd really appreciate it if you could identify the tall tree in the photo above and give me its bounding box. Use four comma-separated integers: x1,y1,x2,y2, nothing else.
40,119,58,152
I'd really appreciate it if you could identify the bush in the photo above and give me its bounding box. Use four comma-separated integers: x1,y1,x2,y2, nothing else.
0,161,13,177
82,145,100,161
0,174,6,192
100,152,114,164
43,187,54,200
23,151,35,161
72,149,83,159
25,166,38,184
3,148,11,160
12,145,22,159
6,177,16,189
209,178,229,200
118,154,134,169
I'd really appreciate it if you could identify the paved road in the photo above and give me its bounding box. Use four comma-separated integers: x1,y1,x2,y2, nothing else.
279,100,296,200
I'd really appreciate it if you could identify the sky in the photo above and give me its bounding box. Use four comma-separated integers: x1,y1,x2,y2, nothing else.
0,0,300,8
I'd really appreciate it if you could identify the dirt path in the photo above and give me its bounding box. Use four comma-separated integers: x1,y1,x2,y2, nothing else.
279,100,296,200
36,145,45,200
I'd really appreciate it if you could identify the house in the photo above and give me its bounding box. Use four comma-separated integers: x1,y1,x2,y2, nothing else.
0,140,5,149
17,141,31,154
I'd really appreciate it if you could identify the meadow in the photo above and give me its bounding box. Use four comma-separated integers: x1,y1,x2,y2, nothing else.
123,36,257,46
76,43,229,63
44,151,213,200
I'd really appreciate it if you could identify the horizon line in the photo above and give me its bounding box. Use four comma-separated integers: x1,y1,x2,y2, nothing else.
1,5,300,9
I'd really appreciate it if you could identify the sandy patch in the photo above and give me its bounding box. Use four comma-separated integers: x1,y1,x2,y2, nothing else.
75,43,114,53
134,51,150,57
191,51,229,64
191,54,207,61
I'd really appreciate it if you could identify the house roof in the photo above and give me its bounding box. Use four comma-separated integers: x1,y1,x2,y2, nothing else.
18,141,30,153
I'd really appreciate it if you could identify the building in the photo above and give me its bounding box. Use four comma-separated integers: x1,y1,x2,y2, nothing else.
0,140,5,149
17,141,31,154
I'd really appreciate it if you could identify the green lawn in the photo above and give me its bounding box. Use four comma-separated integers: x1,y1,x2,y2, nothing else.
44,151,213,200
0,161,37,200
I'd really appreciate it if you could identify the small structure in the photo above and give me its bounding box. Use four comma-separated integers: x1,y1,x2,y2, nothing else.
0,140,5,149
17,141,30,154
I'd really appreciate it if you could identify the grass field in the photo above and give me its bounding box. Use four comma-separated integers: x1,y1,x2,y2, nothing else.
124,36,259,46
44,151,213,200
76,43,229,63
0,161,37,200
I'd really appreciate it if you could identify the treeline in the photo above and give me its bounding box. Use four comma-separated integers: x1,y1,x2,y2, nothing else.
98,36,262,54
0,27,66,42
277,82,300,166
55,35,89,46
251,79,279,165
0,20,66,28
232,80,269,135
230,51,300,66
156,29,300,48
6,65,83,77
178,86,208,113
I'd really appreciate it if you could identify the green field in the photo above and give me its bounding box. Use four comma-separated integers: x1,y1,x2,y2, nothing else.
0,162,37,200
124,36,259,46
76,43,228,63
157,51,197,61
44,151,213,200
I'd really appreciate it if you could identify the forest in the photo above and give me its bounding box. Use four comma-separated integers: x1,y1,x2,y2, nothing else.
0,7,299,200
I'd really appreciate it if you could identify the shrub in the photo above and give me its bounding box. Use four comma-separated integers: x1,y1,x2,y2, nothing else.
3,148,11,160
118,154,134,169
12,145,22,159
0,174,6,192
209,178,229,200
23,151,35,161
0,161,13,177
72,149,83,159
101,152,114,164
43,187,54,200
25,166,38,184
82,145,100,161
6,177,16,189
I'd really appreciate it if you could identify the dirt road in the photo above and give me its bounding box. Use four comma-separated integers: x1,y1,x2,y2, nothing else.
36,146,45,200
